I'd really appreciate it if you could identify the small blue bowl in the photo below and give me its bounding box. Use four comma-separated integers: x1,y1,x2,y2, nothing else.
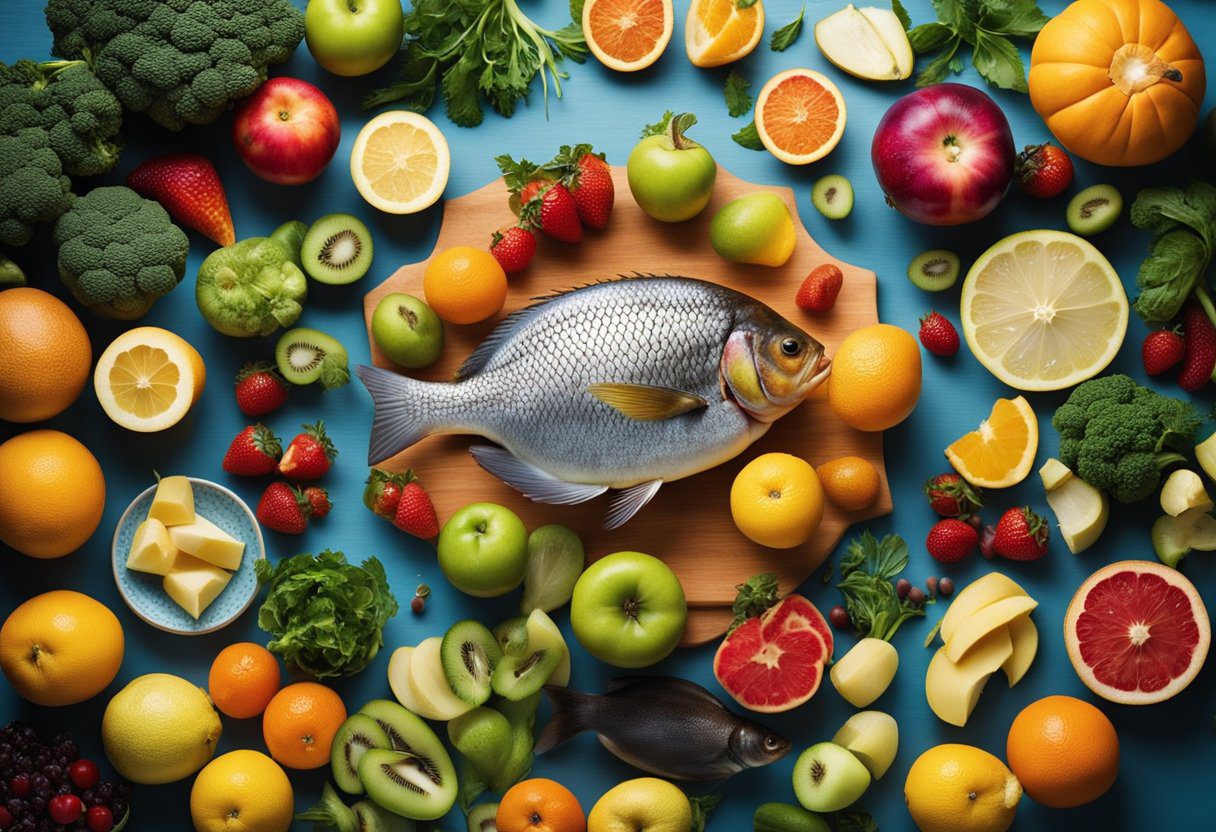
112,478,265,635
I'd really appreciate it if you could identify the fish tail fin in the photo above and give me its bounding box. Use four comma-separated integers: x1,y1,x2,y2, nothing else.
535,685,596,754
355,365,437,465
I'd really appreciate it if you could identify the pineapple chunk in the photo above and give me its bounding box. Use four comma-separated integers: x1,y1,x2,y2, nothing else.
126,518,178,576
168,514,245,571
147,476,195,526
163,554,232,619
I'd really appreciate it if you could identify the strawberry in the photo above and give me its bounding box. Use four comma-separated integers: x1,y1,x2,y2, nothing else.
256,482,312,534
926,518,978,563
234,362,289,417
394,481,439,539
490,226,537,275
796,264,844,313
1178,302,1216,391
553,144,614,229
924,473,982,517
1142,328,1185,376
222,424,282,476
1015,143,1074,199
279,422,337,481
919,311,959,357
497,154,583,244
992,506,1050,561
303,486,331,519
363,468,413,520
126,153,235,246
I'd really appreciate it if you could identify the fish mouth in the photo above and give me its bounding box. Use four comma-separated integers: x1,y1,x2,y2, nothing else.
755,344,831,413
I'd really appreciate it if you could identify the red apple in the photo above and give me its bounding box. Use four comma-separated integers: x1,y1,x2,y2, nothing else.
871,83,1015,226
232,77,340,185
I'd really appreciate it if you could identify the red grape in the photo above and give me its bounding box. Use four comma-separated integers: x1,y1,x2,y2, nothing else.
48,794,82,825
86,805,113,832
69,760,99,791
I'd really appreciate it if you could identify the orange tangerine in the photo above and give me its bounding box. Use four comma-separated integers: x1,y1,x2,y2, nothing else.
827,324,921,432
208,642,282,720
423,246,509,325
0,288,91,423
755,69,847,165
262,682,347,770
816,456,881,511
1006,695,1119,809
685,0,764,67
945,397,1038,488
584,0,673,72
497,778,586,832
0,430,105,559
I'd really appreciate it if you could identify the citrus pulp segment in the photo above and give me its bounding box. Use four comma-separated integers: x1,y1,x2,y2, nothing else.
754,69,846,165
584,0,673,72
351,111,450,214
945,396,1038,488
685,0,764,68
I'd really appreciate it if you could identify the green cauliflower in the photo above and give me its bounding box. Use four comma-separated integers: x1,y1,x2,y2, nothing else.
196,236,307,337
1053,374,1200,504
54,186,189,319
45,0,305,131
0,129,73,247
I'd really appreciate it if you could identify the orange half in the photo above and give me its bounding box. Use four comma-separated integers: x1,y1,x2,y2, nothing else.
584,0,673,72
945,396,1039,489
685,0,764,68
755,68,847,165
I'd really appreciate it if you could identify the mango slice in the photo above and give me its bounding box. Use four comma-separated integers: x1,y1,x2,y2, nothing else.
147,475,194,526
168,514,245,571
163,553,231,619
926,627,1012,727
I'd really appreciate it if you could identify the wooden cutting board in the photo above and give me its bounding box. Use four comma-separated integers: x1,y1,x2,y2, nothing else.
363,166,891,646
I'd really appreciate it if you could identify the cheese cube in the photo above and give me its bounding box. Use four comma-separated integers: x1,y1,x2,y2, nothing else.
163,554,232,619
126,518,178,576
148,476,195,526
168,514,245,571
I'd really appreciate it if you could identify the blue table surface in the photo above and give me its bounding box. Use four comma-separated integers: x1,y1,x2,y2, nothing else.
3,1,1216,829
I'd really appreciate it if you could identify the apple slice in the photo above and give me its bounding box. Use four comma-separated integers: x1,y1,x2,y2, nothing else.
832,710,898,779
1160,469,1214,517
525,609,571,686
1001,614,1038,687
814,5,904,82
1040,458,1108,553
943,595,1038,663
387,646,444,721
926,627,1012,727
409,637,475,721
1152,508,1216,568
859,7,913,79
829,637,898,708
939,572,1028,643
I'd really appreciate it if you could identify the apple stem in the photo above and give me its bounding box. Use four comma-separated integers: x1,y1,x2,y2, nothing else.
667,113,697,151
942,137,962,163
623,597,640,621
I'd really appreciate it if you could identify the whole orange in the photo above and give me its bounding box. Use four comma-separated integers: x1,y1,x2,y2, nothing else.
828,323,921,432
423,246,508,325
816,456,881,511
208,642,282,720
497,778,586,832
0,288,91,423
0,430,106,558
1006,694,1119,808
262,682,347,770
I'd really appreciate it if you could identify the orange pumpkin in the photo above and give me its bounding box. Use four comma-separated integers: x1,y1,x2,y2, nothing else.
1029,0,1204,167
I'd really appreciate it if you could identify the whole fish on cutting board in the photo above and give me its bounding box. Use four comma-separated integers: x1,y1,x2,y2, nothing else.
535,675,791,781
357,276,831,529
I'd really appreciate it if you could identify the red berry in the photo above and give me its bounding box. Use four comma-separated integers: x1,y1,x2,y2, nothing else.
411,596,425,614
908,587,926,606
829,605,850,629
69,759,100,790
895,578,911,599
49,794,84,825
394,482,439,539
304,486,331,519
222,424,282,476
795,264,844,313
923,473,982,517
233,362,289,417
1015,142,1074,199
86,805,114,832
1179,303,1216,391
991,506,1050,561
489,226,537,275
1142,329,1185,376
256,481,312,534
279,421,337,481
556,146,615,229
938,577,955,597
9,775,29,798
918,311,959,357
926,518,979,563
0,805,12,830
127,153,235,246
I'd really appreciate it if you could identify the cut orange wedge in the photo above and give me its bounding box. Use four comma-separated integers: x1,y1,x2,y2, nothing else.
945,397,1039,489
350,111,450,215
685,0,764,68
93,327,205,432
584,0,673,72
755,68,847,165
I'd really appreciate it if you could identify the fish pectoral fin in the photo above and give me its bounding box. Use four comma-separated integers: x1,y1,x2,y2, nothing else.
470,445,608,506
587,383,708,421
604,480,663,530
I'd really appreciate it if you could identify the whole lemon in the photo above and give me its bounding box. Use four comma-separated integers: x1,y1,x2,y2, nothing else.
191,750,294,832
0,590,123,706
103,673,222,785
588,777,691,832
0,288,91,423
730,452,825,548
828,323,922,432
905,743,1021,832
423,246,508,325
0,430,105,558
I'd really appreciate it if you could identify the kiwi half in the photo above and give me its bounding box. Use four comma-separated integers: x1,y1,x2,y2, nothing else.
493,617,530,657
331,713,392,795
275,326,350,390
907,250,961,292
1067,184,1122,236
467,803,500,832
812,175,854,220
441,620,503,706
353,800,415,832
302,213,374,285
490,647,560,701
358,747,457,822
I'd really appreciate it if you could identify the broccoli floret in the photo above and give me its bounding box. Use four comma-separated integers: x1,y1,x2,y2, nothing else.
53,185,189,320
1053,374,1200,504
0,129,74,247
46,0,304,131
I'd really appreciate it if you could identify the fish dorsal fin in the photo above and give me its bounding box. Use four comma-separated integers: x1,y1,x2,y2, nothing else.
588,383,708,421
604,480,663,530
606,676,728,710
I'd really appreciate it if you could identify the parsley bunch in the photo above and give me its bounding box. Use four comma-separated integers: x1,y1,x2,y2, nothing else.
902,0,1049,92
834,531,928,642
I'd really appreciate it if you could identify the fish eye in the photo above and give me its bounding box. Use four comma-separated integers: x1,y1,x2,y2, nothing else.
780,338,802,357
763,736,782,751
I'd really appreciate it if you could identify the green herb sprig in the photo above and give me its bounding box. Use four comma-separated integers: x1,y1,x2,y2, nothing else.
903,0,1049,92
1131,182,1216,327
770,5,805,52
723,69,753,117
835,531,930,641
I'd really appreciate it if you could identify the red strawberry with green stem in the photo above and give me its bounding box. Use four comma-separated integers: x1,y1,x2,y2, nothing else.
924,473,982,517
497,155,583,243
926,518,979,563
1015,143,1074,199
222,424,282,476
1178,302,1216,391
126,154,235,246
363,468,414,520
796,264,843,313
919,311,959,357
279,422,337,481
552,144,614,229
256,482,313,534
992,506,1050,561
234,362,289,417
490,226,537,274
303,486,331,519
1142,328,1185,377
394,481,439,539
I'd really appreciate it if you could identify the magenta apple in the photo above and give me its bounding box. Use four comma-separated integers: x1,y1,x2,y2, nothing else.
232,77,340,185
871,84,1015,226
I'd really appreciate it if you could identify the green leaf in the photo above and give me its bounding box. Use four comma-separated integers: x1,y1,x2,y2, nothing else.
891,0,912,30
949,54,965,72
690,795,723,832
971,28,1028,91
570,0,586,23
723,69,753,117
838,810,880,832
732,121,764,150
770,5,805,52
640,110,675,138
916,35,961,86
931,0,963,26
729,573,779,632
908,22,955,54
979,0,1050,37
1133,231,1208,324
737,0,759,7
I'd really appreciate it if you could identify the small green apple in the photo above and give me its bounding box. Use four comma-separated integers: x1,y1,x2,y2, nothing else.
305,0,404,77
792,741,871,813
437,503,528,597
371,293,444,369
709,192,796,267
627,112,717,222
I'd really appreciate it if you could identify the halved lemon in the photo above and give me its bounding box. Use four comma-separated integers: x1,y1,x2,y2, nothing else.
351,111,450,215
960,230,1128,391
945,396,1039,488
685,0,764,68
93,327,205,432
584,0,673,72
755,68,846,165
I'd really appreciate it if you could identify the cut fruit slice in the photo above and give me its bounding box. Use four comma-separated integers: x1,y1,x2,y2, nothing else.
940,572,1029,643
858,7,913,78
126,518,178,576
754,69,846,165
1001,614,1038,686
162,553,231,619
944,396,1038,489
525,609,572,687
943,595,1037,663
584,0,674,72
832,710,898,779
147,475,194,526
1040,458,1108,554
685,0,765,68
167,514,245,571
926,627,1012,727
960,230,1128,391
93,327,205,432
1064,560,1210,704
387,647,444,721
814,5,910,81
350,111,450,215
409,638,475,721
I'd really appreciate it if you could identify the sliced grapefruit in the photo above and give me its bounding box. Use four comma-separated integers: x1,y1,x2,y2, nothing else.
754,69,847,165
1064,560,1210,705
685,0,764,68
584,0,674,72
713,594,832,713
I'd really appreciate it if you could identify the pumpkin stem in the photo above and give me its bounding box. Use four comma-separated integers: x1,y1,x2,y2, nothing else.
1109,43,1183,95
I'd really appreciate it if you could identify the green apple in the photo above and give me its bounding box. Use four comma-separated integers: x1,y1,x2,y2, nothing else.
437,502,528,597
570,551,687,668
305,0,404,77
520,524,584,614
627,112,717,222
371,293,444,369
831,711,898,780
792,741,871,813
709,192,796,267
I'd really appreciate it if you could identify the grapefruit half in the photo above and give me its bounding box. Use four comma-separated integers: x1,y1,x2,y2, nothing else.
1064,560,1210,705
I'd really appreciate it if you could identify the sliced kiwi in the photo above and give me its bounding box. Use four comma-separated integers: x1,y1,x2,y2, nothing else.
302,213,374,285
490,647,560,701
357,699,441,755
907,249,961,292
275,326,350,390
811,174,853,220
353,800,415,832
493,617,530,658
467,803,500,832
331,714,392,795
1067,184,1122,236
358,746,457,823
441,620,503,706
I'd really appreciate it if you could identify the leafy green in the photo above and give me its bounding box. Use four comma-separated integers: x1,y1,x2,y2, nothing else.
1131,182,1216,326
732,120,764,150
690,795,723,832
723,70,753,117
729,573,779,633
737,0,759,8
770,5,805,52
255,550,398,679
905,0,1048,91
835,532,928,641
891,0,912,30
838,810,880,832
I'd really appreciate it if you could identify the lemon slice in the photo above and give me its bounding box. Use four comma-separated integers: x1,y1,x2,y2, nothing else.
351,111,450,215
960,230,1128,391
945,396,1038,488
94,327,205,432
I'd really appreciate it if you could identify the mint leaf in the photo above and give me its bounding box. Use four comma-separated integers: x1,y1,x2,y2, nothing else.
979,0,1050,37
770,5,805,51
909,21,955,53
891,0,912,30
949,54,965,72
732,121,764,150
931,0,964,26
972,28,1028,91
724,69,753,117
838,811,880,832
730,573,779,632
737,0,759,7
570,0,585,22
916,36,961,86
640,110,675,138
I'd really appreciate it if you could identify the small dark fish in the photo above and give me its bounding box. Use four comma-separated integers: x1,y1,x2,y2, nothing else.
536,676,790,781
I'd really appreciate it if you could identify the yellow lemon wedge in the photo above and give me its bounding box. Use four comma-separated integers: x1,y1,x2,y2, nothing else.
945,396,1038,489
685,0,764,68
93,327,204,433
351,111,450,215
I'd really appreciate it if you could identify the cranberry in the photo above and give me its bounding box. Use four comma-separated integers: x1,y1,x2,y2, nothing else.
925,576,938,596
908,587,926,607
938,577,955,597
829,605,850,629
410,595,425,614
48,794,82,825
7,778,27,800
0,805,12,830
895,578,911,599
68,761,99,791
85,805,113,832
